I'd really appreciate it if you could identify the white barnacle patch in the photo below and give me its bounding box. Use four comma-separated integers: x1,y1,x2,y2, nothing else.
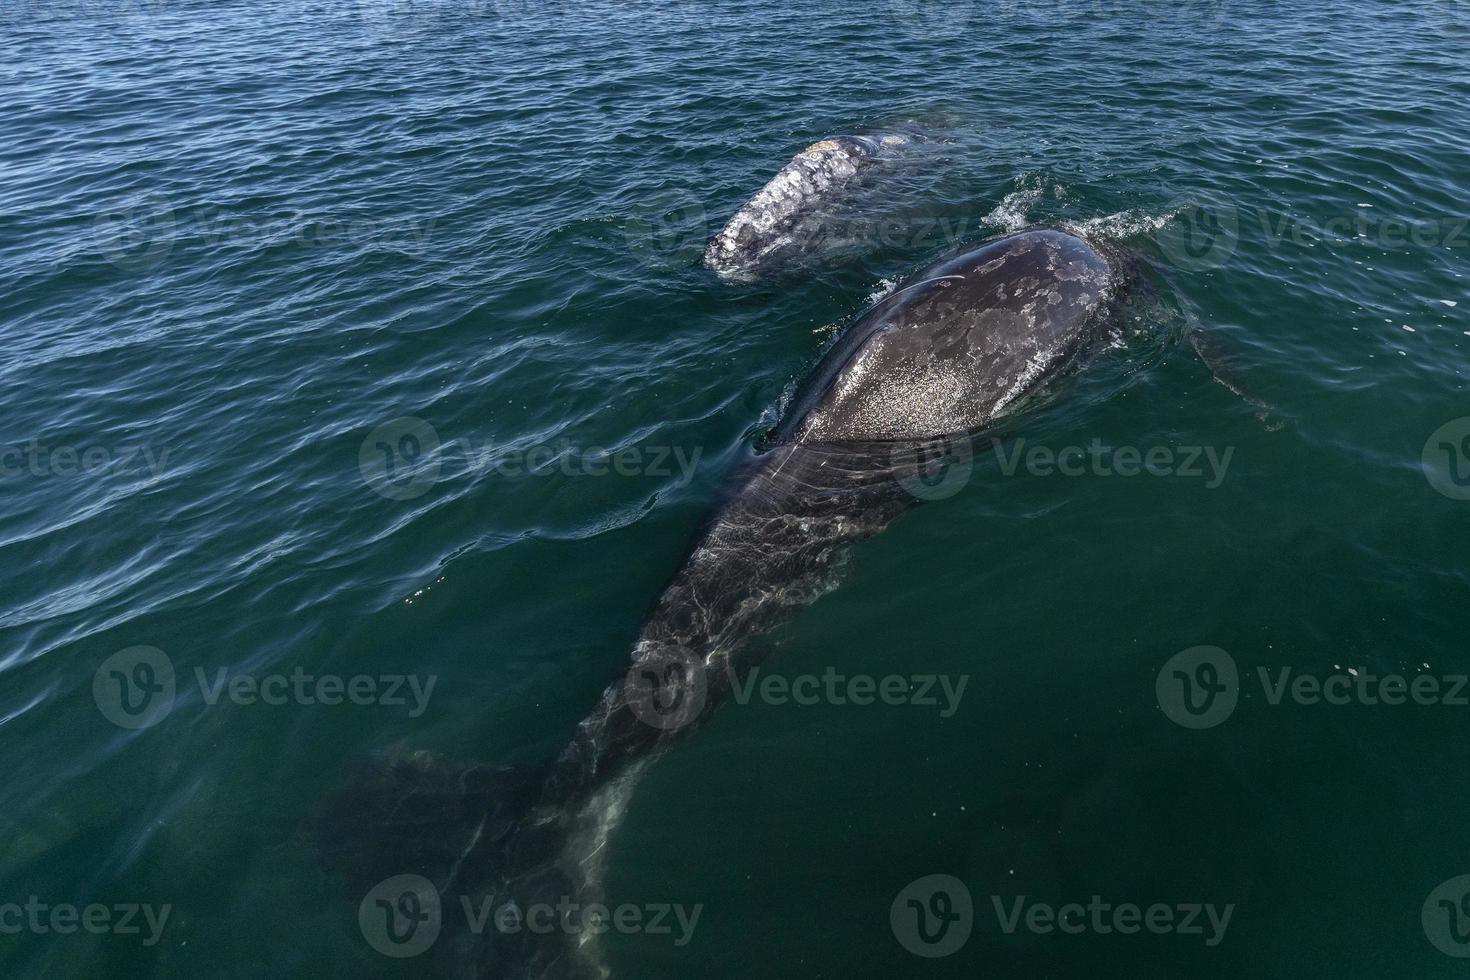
705,137,875,278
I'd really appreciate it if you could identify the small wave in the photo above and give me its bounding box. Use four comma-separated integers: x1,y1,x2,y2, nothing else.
981,173,1067,232
1063,206,1181,241
982,173,1180,246
982,184,1045,232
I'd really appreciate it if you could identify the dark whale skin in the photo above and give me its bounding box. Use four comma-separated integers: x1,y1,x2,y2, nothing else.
782,228,1114,442
551,229,1116,801
319,229,1117,980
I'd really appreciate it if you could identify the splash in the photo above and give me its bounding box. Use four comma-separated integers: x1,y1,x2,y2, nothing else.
866,277,899,303
982,181,1046,232
982,173,1181,248
1063,206,1181,241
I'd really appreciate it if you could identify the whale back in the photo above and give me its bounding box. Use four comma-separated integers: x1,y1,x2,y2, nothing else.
704,133,914,280
782,229,1114,443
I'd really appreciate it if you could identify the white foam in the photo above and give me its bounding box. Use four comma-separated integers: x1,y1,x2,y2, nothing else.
981,179,1047,232
1064,207,1179,240
867,277,898,303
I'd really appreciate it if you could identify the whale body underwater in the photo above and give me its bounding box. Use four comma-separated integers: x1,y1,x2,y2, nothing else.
320,228,1120,977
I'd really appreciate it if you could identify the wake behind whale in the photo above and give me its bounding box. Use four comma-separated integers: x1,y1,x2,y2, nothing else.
318,229,1121,978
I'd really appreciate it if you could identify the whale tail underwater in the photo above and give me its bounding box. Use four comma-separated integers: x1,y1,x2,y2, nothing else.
317,228,1123,978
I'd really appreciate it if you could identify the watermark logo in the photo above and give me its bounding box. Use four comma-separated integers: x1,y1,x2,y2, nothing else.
624,646,707,731
2,0,176,19
93,193,176,272
991,895,1233,945
1160,648,1470,729
1157,195,1239,272
624,185,707,271
358,418,703,499
885,0,973,41
467,897,701,945
1,440,171,480
93,646,175,730
359,875,441,958
355,878,702,959
1424,875,1470,958
730,668,968,717
1156,646,1238,729
0,898,170,946
891,874,973,958
893,435,975,501
994,438,1235,489
93,648,438,727
1422,418,1470,501
359,416,442,501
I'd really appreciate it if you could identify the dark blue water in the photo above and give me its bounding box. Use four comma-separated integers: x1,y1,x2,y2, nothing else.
2,0,1469,976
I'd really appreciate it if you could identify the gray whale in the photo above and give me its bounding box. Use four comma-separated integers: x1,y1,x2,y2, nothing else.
319,228,1118,978
704,133,914,281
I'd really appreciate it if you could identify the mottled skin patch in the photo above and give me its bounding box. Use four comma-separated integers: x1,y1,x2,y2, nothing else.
704,133,912,280
785,229,1114,441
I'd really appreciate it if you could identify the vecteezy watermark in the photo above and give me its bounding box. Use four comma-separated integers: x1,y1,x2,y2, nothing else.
92,193,177,272
1156,199,1470,272
621,648,969,733
93,647,437,729
0,898,171,947
0,0,175,20
989,895,1234,946
358,875,702,959
1256,208,1470,252
90,193,439,272
992,438,1235,489
892,435,976,502
1158,646,1470,729
92,647,176,730
624,184,707,271
889,435,1236,502
348,0,679,29
730,668,968,717
890,876,1233,957
359,875,441,958
744,214,980,265
891,875,974,958
624,646,707,731
359,417,442,501
1155,646,1239,729
1422,417,1470,501
1156,194,1241,272
0,440,171,480
358,416,703,501
1424,875,1470,958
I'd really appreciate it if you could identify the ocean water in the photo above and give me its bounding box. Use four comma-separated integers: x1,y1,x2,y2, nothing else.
2,0,1469,976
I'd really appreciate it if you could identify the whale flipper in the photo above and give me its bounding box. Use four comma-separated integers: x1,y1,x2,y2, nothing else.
1189,329,1284,430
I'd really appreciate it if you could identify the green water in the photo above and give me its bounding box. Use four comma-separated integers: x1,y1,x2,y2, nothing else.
2,0,1469,976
